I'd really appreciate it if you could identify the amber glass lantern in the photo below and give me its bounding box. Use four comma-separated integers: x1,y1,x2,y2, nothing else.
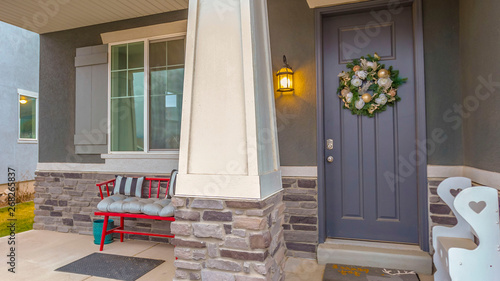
276,55,294,92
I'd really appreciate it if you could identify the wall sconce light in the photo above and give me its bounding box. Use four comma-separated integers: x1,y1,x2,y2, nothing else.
276,55,294,93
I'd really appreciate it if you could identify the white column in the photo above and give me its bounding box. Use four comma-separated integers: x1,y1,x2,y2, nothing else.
177,0,281,199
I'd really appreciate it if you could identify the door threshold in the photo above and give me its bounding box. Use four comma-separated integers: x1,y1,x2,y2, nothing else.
317,238,432,275
324,238,420,251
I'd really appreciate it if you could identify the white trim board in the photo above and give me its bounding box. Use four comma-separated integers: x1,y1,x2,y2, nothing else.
280,166,317,177
428,165,500,189
306,0,369,8
101,20,187,44
36,159,177,175
36,163,318,178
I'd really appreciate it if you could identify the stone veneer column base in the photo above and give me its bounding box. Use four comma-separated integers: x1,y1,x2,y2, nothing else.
171,191,286,281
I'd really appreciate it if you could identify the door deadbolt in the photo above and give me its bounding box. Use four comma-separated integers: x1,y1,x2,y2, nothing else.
327,139,333,150
327,156,334,163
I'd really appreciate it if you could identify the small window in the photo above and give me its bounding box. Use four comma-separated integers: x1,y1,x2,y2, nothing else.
18,89,38,142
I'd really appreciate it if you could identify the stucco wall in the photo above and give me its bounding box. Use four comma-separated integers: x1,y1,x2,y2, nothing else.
0,22,39,184
38,2,318,167
38,0,493,172
38,10,188,164
422,0,463,166
268,0,317,166
460,0,500,173
423,0,500,173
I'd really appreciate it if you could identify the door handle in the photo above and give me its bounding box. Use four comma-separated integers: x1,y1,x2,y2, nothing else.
327,156,334,163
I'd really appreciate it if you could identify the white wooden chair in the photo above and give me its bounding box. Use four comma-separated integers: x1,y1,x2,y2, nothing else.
432,177,500,281
448,186,500,280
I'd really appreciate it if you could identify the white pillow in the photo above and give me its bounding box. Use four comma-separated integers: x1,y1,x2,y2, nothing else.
168,170,177,198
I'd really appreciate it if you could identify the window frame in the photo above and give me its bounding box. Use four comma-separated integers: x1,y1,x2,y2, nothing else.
18,89,39,144
107,32,186,155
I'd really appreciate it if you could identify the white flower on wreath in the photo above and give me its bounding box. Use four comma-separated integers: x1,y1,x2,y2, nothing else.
356,70,368,80
361,58,378,70
355,99,365,110
377,77,393,89
346,92,353,103
367,61,377,70
351,78,363,87
375,94,388,105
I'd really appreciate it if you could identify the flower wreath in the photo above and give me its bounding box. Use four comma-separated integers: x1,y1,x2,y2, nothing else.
337,53,407,117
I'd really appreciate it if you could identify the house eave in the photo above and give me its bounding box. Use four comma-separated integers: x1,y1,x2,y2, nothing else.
0,0,188,34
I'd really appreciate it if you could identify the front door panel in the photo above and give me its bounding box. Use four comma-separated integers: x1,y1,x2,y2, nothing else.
323,6,419,243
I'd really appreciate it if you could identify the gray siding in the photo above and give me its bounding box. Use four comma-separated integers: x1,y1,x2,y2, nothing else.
0,22,39,184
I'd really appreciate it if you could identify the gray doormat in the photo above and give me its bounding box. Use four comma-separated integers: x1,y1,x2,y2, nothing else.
324,264,419,281
55,253,165,281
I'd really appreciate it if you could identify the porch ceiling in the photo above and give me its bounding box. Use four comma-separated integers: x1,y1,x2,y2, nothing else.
0,0,188,34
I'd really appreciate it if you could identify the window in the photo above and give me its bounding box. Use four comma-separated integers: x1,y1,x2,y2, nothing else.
109,37,185,152
18,89,38,142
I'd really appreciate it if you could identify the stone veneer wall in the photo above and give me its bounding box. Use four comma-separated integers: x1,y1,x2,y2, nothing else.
428,178,458,227
33,171,172,242
170,191,286,281
281,177,318,259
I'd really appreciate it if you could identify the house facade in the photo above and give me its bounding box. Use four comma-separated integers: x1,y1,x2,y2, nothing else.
0,22,39,188
1,0,499,279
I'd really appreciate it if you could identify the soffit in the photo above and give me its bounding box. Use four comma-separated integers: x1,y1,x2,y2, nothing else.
0,0,188,34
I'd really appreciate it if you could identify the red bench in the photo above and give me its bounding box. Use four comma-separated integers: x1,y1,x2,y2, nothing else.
94,177,175,251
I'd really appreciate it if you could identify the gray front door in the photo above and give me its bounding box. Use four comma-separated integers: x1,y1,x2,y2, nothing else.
323,5,420,243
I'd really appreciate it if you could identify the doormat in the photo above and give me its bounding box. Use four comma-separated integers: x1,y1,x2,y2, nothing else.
55,253,165,281
323,264,419,281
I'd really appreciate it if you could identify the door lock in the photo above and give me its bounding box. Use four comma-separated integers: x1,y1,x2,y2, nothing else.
327,156,334,163
327,139,333,150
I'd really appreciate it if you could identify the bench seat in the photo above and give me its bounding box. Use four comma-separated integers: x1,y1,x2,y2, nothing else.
437,237,477,254
97,195,175,217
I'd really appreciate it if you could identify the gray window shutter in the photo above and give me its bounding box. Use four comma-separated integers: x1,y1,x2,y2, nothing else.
74,44,108,154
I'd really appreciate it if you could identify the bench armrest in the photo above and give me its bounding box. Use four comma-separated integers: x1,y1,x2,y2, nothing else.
96,179,116,199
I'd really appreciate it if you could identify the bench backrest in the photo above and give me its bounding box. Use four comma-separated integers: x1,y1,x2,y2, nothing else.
97,177,171,200
449,186,500,280
436,177,474,234
454,186,500,249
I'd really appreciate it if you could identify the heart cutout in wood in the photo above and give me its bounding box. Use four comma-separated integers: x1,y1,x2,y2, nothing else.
450,188,462,197
469,201,486,214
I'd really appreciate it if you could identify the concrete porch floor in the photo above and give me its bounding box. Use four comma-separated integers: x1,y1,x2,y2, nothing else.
0,230,434,280
0,230,175,281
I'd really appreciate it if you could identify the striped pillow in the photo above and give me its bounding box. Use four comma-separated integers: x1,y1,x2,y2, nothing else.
113,176,144,197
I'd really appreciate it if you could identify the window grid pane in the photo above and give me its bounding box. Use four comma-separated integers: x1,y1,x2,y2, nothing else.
111,41,145,152
149,38,185,150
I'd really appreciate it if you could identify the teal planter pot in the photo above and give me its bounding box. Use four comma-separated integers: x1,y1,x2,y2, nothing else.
93,219,114,245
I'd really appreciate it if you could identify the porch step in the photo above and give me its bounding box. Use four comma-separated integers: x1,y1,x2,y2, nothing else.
317,239,433,275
